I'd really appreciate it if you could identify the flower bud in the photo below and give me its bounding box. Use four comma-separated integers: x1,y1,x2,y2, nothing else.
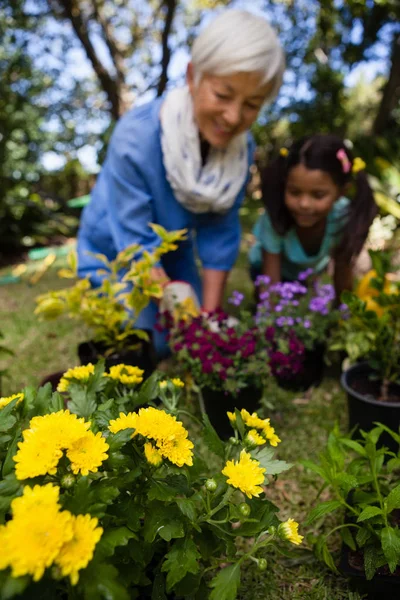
257,558,267,571
60,474,75,489
229,436,239,445
205,478,217,492
239,503,251,517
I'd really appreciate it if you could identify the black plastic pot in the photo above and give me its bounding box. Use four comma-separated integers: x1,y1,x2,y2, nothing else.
78,331,157,379
39,370,69,393
341,361,400,453
339,544,400,599
276,343,325,392
202,386,262,439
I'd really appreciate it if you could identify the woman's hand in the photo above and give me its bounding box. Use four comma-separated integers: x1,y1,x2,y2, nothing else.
150,266,170,287
202,269,228,312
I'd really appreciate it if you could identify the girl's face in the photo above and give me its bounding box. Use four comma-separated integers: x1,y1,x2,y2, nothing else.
284,164,342,229
187,66,274,149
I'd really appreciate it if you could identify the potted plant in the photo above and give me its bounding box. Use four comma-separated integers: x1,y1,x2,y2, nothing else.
250,271,340,390
329,249,400,449
303,424,400,599
35,224,186,382
0,361,303,599
163,308,272,438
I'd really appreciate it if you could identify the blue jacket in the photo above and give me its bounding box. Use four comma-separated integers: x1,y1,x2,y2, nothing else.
77,96,255,292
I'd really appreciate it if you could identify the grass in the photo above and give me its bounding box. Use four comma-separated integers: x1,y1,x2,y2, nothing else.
0,239,365,599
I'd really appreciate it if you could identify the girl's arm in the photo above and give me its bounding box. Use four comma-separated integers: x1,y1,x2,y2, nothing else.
333,257,354,302
202,269,229,312
262,249,282,283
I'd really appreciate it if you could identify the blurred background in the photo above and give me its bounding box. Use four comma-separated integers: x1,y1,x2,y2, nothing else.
0,0,399,263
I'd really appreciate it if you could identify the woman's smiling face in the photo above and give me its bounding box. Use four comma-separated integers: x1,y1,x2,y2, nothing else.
187,66,274,149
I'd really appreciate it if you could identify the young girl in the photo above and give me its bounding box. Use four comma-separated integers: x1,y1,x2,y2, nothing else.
249,134,377,298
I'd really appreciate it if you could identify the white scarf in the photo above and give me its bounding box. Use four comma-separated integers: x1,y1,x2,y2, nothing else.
160,86,249,214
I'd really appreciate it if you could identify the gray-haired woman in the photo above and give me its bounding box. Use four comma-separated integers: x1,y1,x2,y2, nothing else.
77,9,285,357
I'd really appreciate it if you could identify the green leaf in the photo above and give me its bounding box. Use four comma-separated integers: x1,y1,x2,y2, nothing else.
251,446,291,475
386,484,400,514
381,527,400,573
0,399,17,433
0,574,30,599
357,506,383,522
176,497,197,522
339,438,367,456
2,432,21,477
144,502,185,543
80,562,130,600
139,371,161,403
152,570,168,600
162,537,200,590
300,460,328,481
363,544,380,580
49,391,64,412
333,473,359,495
341,527,357,551
67,385,97,419
202,414,225,459
95,527,138,561
356,526,372,548
209,563,241,600
107,429,134,451
305,500,342,525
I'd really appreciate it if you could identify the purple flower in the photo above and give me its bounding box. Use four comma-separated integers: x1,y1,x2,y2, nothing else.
298,268,314,281
303,320,311,328
228,290,244,307
255,275,271,287
276,316,286,327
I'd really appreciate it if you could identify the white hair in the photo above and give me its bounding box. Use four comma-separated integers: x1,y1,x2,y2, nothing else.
191,10,285,102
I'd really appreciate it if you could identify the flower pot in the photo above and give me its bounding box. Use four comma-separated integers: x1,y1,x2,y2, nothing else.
201,386,262,439
276,343,325,391
339,543,400,599
78,331,157,379
341,361,400,453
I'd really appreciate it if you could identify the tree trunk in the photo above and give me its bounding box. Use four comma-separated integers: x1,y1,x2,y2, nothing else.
372,34,400,136
157,0,177,97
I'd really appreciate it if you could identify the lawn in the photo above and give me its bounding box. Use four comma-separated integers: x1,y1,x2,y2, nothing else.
0,241,364,599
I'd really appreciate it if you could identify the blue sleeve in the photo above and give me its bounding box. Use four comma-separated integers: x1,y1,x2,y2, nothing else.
96,114,161,256
256,212,283,254
196,136,255,271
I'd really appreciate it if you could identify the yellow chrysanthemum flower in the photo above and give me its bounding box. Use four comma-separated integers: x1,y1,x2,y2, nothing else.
12,483,61,519
352,157,366,173
14,411,92,480
106,364,144,386
246,429,266,446
57,364,95,392
28,410,91,448
55,514,103,585
278,518,303,545
279,147,289,157
66,432,109,476
171,378,184,388
109,407,194,467
159,380,168,389
1,485,73,581
0,393,24,410
236,410,281,447
222,449,265,499
263,424,281,447
14,431,64,480
227,411,236,423
109,411,137,434
144,442,163,466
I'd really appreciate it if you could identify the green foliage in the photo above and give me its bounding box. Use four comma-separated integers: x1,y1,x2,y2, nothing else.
34,225,187,355
328,249,400,400
0,361,298,599
302,424,400,579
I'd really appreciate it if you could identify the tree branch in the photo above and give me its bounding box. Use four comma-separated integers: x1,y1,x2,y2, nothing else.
90,0,126,87
51,0,120,119
157,0,177,97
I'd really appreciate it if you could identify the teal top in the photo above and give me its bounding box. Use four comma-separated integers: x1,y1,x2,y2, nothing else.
249,197,350,280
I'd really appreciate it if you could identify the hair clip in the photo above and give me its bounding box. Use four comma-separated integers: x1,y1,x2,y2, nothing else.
336,148,351,173
352,157,366,173
279,148,288,157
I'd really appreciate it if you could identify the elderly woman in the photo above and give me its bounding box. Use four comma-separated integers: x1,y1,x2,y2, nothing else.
77,9,285,357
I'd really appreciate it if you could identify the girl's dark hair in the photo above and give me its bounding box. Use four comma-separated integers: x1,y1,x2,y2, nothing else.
262,134,377,261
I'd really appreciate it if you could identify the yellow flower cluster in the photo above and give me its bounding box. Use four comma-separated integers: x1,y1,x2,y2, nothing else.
0,393,24,410
106,364,144,386
352,157,366,173
222,450,265,499
278,518,303,545
0,484,102,583
159,378,185,389
57,364,95,392
109,406,194,467
13,410,109,480
227,409,281,447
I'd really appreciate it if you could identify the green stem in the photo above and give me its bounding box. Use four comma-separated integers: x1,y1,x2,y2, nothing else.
177,408,203,427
